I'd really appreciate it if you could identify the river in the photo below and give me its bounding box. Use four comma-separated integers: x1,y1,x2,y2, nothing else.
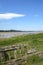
0,32,42,38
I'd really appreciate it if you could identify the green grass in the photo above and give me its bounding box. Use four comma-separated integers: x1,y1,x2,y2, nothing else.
0,33,43,65
26,54,43,65
0,33,43,51
26,61,43,65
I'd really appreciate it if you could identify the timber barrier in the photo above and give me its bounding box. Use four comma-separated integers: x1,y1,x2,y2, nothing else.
0,44,43,65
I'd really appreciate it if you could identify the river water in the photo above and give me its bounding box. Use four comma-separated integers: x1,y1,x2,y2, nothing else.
0,32,41,38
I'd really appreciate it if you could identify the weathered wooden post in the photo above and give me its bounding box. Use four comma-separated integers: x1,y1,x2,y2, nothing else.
14,46,17,59
0,52,2,64
19,44,22,57
24,44,28,55
23,44,28,64
14,50,17,59
7,52,11,60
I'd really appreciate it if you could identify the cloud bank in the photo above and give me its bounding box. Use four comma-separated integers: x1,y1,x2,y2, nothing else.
0,13,25,19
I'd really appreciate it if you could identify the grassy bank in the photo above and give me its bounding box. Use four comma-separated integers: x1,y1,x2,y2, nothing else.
0,33,43,50
0,33,43,65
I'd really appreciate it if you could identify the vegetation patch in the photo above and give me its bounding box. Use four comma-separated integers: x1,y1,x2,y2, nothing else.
0,33,43,65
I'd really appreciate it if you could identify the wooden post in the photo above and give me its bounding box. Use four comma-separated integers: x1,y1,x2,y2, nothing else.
14,49,17,59
19,45,22,57
0,53,2,63
7,52,11,60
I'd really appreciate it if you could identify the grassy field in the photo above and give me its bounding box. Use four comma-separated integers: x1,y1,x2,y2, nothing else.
0,33,43,50
0,33,43,65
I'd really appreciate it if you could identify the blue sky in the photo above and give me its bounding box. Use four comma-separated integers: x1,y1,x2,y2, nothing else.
0,0,43,31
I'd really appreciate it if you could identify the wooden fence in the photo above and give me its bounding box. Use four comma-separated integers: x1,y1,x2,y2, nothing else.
0,44,43,65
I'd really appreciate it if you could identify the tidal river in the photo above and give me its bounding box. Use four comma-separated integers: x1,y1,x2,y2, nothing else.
0,32,41,38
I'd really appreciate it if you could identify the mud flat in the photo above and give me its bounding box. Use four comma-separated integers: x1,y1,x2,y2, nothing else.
0,31,42,38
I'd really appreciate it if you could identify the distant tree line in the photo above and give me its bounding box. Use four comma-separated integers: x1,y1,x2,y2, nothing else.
0,30,36,32
0,30,22,32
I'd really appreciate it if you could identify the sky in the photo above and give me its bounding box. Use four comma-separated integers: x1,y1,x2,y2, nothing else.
0,0,43,31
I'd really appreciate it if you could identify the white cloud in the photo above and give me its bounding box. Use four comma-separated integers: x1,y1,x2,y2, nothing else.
0,13,25,19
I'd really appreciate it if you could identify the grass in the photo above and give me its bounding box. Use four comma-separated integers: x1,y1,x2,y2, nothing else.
0,33,43,65
0,33,43,51
26,54,43,65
